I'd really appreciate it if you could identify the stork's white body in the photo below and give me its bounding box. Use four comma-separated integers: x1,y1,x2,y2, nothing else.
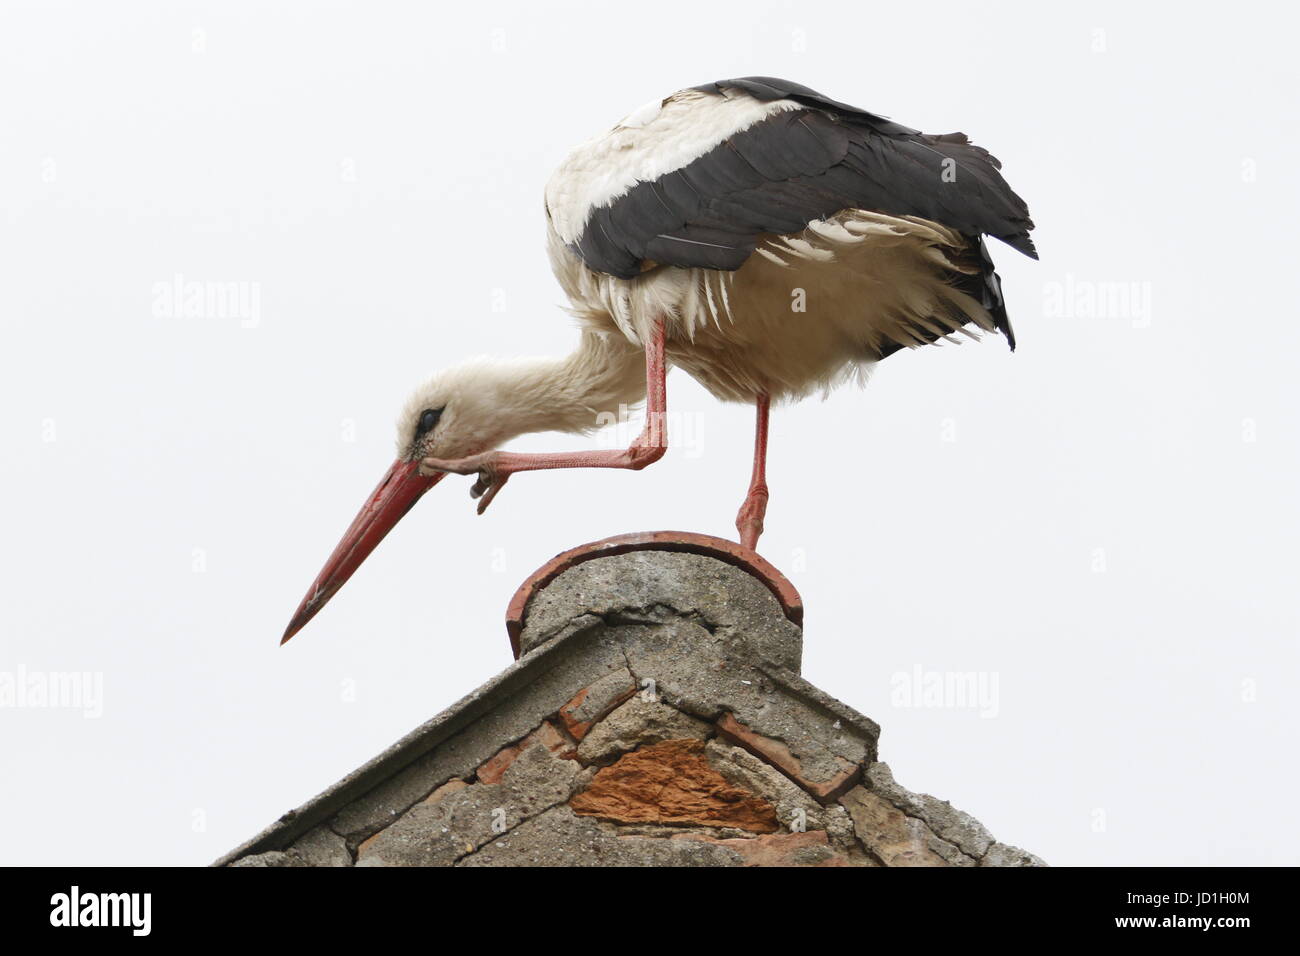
545,87,998,403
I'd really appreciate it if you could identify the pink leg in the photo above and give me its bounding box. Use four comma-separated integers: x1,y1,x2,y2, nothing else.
421,319,668,513
735,393,770,551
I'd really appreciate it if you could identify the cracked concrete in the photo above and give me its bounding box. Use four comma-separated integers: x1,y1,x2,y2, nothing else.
517,551,803,670
356,744,583,866
216,542,1043,868
457,806,746,867
577,696,713,764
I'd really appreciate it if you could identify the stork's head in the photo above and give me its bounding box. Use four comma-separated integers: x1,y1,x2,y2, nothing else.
392,359,535,463
280,360,542,644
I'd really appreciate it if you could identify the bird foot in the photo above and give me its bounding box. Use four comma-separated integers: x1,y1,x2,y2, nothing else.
421,452,510,514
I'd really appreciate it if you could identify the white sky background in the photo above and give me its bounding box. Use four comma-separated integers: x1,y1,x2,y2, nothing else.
1,0,1296,867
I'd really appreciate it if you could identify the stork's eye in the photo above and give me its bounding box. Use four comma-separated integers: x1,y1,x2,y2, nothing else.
416,407,443,436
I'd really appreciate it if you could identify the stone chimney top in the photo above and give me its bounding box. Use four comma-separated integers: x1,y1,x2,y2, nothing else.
218,532,1043,868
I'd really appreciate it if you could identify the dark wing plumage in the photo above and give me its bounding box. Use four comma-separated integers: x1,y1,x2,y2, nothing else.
571,76,1036,348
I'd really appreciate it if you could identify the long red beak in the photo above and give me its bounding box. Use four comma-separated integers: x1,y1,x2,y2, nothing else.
281,459,443,644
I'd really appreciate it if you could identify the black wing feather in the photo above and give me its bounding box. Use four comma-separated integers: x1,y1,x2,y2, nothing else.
570,77,1034,350
574,76,1036,278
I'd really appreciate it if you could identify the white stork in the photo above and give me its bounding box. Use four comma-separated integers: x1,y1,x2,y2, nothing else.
283,76,1036,643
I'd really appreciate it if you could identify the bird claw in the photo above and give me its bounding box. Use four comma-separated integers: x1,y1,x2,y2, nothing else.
421,454,509,514
469,471,509,514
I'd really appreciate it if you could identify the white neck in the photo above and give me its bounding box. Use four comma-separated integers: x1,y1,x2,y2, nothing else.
473,330,648,445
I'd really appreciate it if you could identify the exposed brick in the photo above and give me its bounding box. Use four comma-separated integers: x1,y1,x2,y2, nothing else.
570,738,779,832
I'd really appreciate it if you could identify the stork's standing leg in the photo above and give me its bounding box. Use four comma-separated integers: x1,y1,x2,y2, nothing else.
735,393,770,551
421,319,668,513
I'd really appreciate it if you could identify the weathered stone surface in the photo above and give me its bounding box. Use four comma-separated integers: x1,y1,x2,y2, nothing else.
610,822,757,840
570,738,779,832
326,757,451,850
577,697,712,763
353,778,469,859
756,662,882,747
229,825,351,867
287,825,351,867
839,786,969,867
694,830,861,867
229,851,294,867
457,806,744,867
327,632,627,848
982,842,1048,867
615,620,730,719
424,778,470,804
557,668,636,740
517,551,803,670
864,762,995,860
716,712,860,802
355,744,580,866
219,547,1041,869
611,622,874,790
476,721,574,784
703,740,860,854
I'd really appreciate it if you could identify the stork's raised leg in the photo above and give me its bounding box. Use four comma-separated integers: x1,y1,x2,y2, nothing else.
735,393,770,551
421,319,668,513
